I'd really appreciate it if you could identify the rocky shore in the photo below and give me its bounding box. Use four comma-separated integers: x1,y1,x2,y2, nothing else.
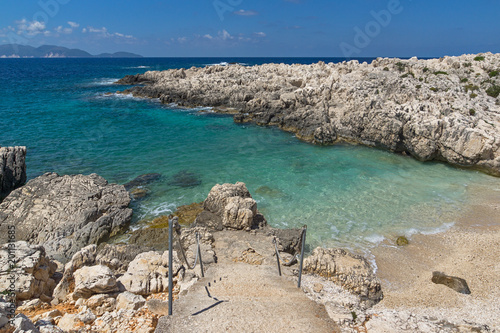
116,53,500,175
1,153,497,331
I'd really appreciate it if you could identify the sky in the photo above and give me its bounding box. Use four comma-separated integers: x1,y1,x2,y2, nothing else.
0,0,499,57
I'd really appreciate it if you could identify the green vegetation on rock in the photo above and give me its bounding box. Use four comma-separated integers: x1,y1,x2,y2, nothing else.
486,85,500,98
474,55,485,61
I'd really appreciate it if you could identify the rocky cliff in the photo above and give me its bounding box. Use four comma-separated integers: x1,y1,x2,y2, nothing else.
0,146,26,200
117,53,500,176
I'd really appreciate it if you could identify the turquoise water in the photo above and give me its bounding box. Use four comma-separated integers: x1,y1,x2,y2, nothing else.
1,58,498,251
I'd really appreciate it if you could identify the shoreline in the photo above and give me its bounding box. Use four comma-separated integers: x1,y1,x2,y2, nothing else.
371,184,500,329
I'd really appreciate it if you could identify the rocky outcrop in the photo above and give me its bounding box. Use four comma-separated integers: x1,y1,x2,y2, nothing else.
118,53,500,175
0,241,57,302
0,173,133,262
303,247,383,307
194,182,267,230
0,146,26,200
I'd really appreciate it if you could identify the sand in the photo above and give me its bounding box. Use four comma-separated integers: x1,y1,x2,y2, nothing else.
371,183,500,329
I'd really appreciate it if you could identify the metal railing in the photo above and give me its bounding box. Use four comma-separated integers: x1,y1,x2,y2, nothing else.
168,217,204,316
273,225,307,288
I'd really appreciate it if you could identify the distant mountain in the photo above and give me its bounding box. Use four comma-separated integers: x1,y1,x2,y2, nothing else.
0,44,142,58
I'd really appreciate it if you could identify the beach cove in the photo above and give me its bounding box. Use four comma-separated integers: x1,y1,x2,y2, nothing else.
1,55,499,332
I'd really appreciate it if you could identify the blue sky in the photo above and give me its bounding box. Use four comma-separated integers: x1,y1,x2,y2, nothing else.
1,0,499,57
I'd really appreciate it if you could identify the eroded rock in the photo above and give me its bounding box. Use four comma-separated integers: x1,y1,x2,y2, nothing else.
0,173,133,262
194,182,266,230
0,242,57,301
303,247,383,306
73,265,118,299
117,251,182,295
0,146,27,201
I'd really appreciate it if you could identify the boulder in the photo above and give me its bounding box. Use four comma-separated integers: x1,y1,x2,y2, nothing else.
73,265,118,299
0,242,57,301
10,313,39,333
117,251,182,295
95,243,154,274
194,182,266,230
0,146,26,200
115,291,145,311
431,271,471,294
52,245,97,303
84,294,116,316
0,173,133,262
303,247,383,307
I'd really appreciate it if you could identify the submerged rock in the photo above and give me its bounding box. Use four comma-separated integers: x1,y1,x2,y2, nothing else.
431,271,471,294
255,186,287,198
0,173,132,263
167,170,202,188
0,146,26,200
123,173,161,190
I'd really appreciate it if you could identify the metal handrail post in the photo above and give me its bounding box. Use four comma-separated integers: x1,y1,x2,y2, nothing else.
168,218,173,316
196,233,205,277
297,225,307,288
273,238,282,276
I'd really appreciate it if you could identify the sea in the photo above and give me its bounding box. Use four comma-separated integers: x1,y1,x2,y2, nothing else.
1,57,499,255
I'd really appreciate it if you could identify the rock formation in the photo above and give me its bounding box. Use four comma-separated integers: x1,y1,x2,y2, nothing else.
0,241,57,302
303,247,383,307
0,146,26,200
117,53,500,175
0,173,133,262
194,182,267,230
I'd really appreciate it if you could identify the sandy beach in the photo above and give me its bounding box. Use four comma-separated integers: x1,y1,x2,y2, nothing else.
371,183,500,329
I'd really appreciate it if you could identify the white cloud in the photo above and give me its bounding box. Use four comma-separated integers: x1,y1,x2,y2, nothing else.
67,21,79,28
254,32,266,37
233,9,259,16
219,29,233,40
178,37,187,43
203,34,213,40
15,19,48,36
55,25,73,34
83,26,135,39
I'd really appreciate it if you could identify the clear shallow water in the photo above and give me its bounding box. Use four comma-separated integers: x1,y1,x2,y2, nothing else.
1,58,499,252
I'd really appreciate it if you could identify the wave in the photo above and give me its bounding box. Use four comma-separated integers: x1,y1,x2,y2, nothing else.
125,66,151,69
206,62,248,66
82,78,120,87
96,92,159,102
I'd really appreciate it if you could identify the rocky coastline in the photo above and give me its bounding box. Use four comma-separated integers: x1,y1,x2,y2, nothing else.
116,53,500,176
1,152,497,331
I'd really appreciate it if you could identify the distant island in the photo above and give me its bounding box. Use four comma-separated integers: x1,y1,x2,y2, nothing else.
0,44,142,58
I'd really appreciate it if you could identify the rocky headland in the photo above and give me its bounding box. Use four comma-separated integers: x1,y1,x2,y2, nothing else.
116,53,500,175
